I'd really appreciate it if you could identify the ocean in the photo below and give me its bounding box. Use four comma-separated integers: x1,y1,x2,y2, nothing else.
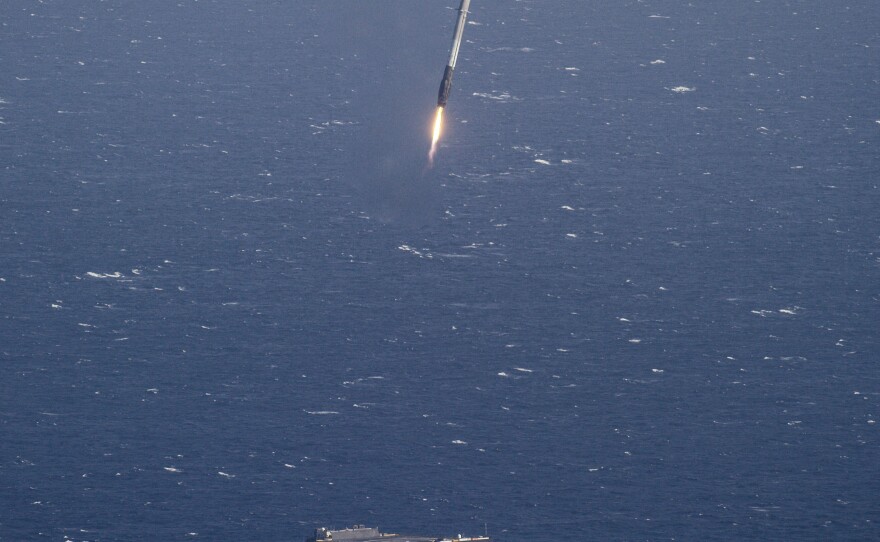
1,1,878,540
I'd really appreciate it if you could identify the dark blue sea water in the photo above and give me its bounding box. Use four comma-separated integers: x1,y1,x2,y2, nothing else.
1,1,878,540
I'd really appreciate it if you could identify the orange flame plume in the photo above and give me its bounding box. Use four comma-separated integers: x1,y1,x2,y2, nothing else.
428,106,444,165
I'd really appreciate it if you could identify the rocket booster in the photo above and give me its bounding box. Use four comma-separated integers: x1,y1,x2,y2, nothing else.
437,0,471,108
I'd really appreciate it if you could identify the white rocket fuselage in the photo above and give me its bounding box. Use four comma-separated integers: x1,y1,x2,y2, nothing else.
437,0,471,107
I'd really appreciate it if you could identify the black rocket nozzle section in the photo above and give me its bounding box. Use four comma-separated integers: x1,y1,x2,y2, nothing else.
437,65,454,107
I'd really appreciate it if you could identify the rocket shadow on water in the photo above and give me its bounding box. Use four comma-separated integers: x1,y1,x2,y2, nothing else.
346,95,444,228
326,2,450,228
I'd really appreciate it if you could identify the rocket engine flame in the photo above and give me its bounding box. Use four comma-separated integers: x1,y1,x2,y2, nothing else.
428,106,444,165
432,107,444,145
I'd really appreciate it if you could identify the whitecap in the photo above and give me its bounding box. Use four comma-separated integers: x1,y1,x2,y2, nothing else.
86,271,123,279
669,86,695,93
472,92,517,101
398,245,431,259
485,47,534,53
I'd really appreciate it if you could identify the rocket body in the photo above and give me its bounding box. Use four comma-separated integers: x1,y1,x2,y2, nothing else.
437,0,471,107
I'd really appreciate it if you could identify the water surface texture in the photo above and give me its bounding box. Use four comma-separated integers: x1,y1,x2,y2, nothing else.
1,1,878,540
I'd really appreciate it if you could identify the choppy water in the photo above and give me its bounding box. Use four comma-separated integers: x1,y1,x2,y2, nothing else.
1,1,878,540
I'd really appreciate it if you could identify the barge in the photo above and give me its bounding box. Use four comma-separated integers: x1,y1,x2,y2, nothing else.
306,525,490,542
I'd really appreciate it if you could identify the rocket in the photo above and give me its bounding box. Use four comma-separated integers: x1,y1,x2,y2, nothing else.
428,0,472,163
437,0,472,108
